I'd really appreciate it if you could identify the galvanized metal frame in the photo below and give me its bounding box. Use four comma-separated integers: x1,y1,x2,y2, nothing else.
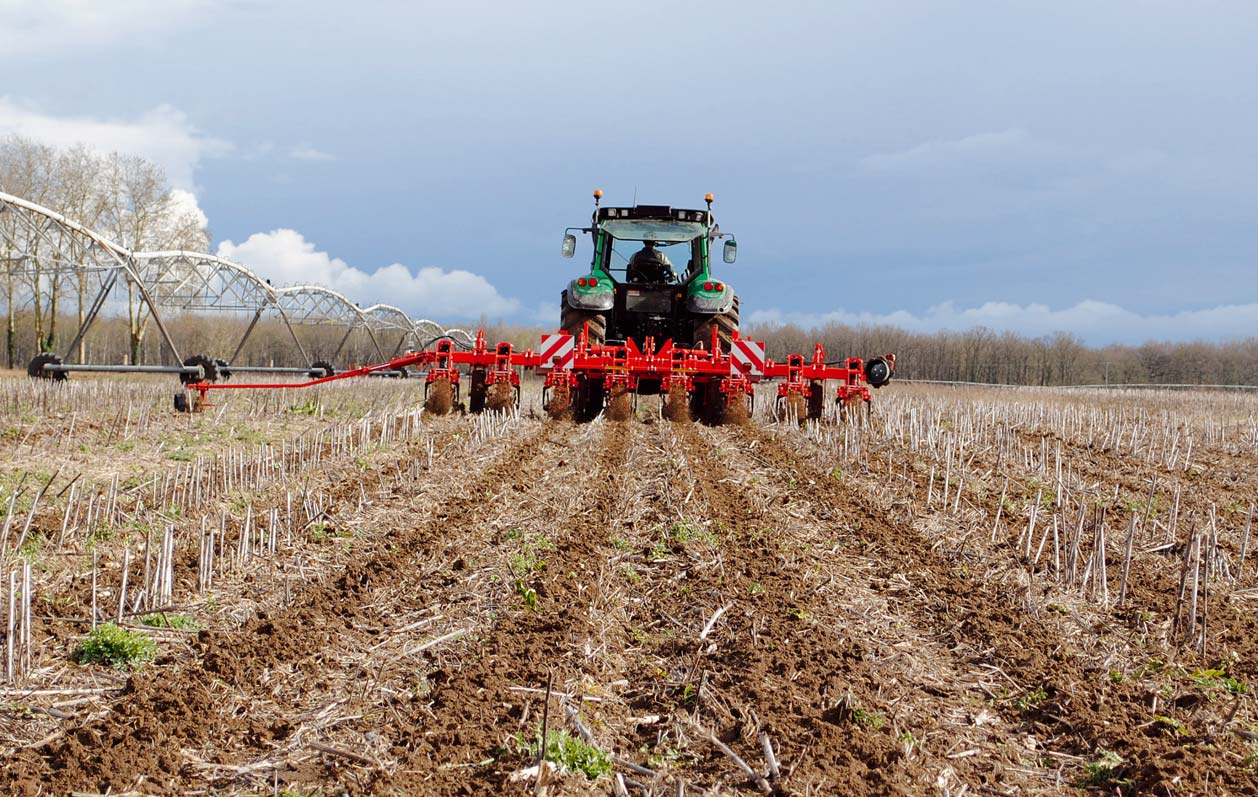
0,190,476,371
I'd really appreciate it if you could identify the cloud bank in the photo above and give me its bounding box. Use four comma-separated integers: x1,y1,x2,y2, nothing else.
0,0,213,58
216,229,520,322
747,300,1258,346
0,97,228,190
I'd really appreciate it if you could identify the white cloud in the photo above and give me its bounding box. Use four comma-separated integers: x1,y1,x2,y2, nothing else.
0,0,213,58
0,97,228,189
289,145,335,162
747,300,1258,345
860,128,1066,177
216,229,520,322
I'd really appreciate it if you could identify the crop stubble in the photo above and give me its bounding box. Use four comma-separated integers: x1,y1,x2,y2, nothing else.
2,381,1257,795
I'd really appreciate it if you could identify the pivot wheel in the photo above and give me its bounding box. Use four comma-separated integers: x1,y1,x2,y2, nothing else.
182,354,217,385
560,290,606,346
309,360,335,378
27,353,66,382
692,294,739,352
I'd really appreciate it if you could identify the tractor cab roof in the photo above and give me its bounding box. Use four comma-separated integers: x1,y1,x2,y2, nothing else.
596,205,712,225
595,206,713,242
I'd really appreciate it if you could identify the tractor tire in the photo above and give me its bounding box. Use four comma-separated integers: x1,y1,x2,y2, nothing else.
692,294,739,352
571,376,606,423
468,367,488,413
560,290,606,347
807,378,826,421
690,380,727,426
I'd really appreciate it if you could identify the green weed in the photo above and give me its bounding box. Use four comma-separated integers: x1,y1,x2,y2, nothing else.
1015,687,1049,713
72,623,156,670
517,728,612,780
1081,749,1130,788
140,613,200,630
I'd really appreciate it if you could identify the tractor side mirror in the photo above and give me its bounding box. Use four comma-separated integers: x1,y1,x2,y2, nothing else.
562,234,577,258
722,239,737,264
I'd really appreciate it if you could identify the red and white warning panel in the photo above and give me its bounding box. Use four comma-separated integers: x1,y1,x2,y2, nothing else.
536,332,575,373
731,337,765,378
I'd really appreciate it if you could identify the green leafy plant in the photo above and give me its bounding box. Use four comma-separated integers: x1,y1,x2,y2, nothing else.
72,623,156,670
851,705,884,728
1153,714,1189,737
667,520,717,546
140,613,200,630
1192,666,1249,696
1015,687,1049,713
517,729,612,780
289,399,320,416
1081,749,1129,787
516,580,539,611
620,563,640,584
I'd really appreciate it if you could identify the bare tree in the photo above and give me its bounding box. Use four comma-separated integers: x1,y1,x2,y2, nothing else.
97,154,208,364
0,136,56,365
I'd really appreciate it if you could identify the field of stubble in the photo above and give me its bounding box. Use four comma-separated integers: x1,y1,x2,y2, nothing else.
0,376,1256,796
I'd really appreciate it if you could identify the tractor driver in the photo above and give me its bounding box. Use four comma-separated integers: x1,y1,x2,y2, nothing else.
627,241,677,284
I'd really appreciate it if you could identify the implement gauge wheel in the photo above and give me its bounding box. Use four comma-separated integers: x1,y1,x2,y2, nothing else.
27,353,66,382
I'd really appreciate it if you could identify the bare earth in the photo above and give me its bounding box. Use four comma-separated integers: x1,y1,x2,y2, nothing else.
0,377,1256,795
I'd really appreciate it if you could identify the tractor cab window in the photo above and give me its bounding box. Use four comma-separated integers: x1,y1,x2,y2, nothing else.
602,220,704,285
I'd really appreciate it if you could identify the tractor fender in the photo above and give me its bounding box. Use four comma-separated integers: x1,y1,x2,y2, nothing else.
687,290,735,315
565,279,614,311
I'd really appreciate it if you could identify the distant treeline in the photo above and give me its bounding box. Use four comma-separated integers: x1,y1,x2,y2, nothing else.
746,323,1258,387
5,310,1255,388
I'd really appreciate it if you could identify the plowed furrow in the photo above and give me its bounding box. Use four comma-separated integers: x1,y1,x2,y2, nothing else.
742,423,1258,796
2,420,561,796
372,419,635,795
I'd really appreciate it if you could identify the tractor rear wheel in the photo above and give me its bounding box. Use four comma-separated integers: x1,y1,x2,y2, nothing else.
560,290,606,347
690,380,728,426
571,377,606,423
692,294,739,352
807,378,826,420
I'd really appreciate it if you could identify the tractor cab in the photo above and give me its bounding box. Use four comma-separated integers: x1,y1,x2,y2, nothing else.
560,192,739,351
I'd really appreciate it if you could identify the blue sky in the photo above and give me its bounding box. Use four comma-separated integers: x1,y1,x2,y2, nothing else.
2,0,1256,343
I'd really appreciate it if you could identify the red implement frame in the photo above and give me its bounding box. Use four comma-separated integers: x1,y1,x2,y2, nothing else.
186,327,893,416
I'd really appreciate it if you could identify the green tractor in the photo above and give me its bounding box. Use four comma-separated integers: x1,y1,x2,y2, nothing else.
560,190,740,354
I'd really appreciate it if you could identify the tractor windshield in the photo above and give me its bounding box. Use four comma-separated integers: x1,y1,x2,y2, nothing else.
601,219,706,283
601,219,705,242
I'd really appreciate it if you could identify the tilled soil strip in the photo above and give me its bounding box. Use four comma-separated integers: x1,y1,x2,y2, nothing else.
369,418,635,795
0,411,483,757
903,427,1258,666
687,423,1067,795
846,416,1258,731
185,417,581,793
743,423,1258,795
668,422,1068,796
1,421,558,796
